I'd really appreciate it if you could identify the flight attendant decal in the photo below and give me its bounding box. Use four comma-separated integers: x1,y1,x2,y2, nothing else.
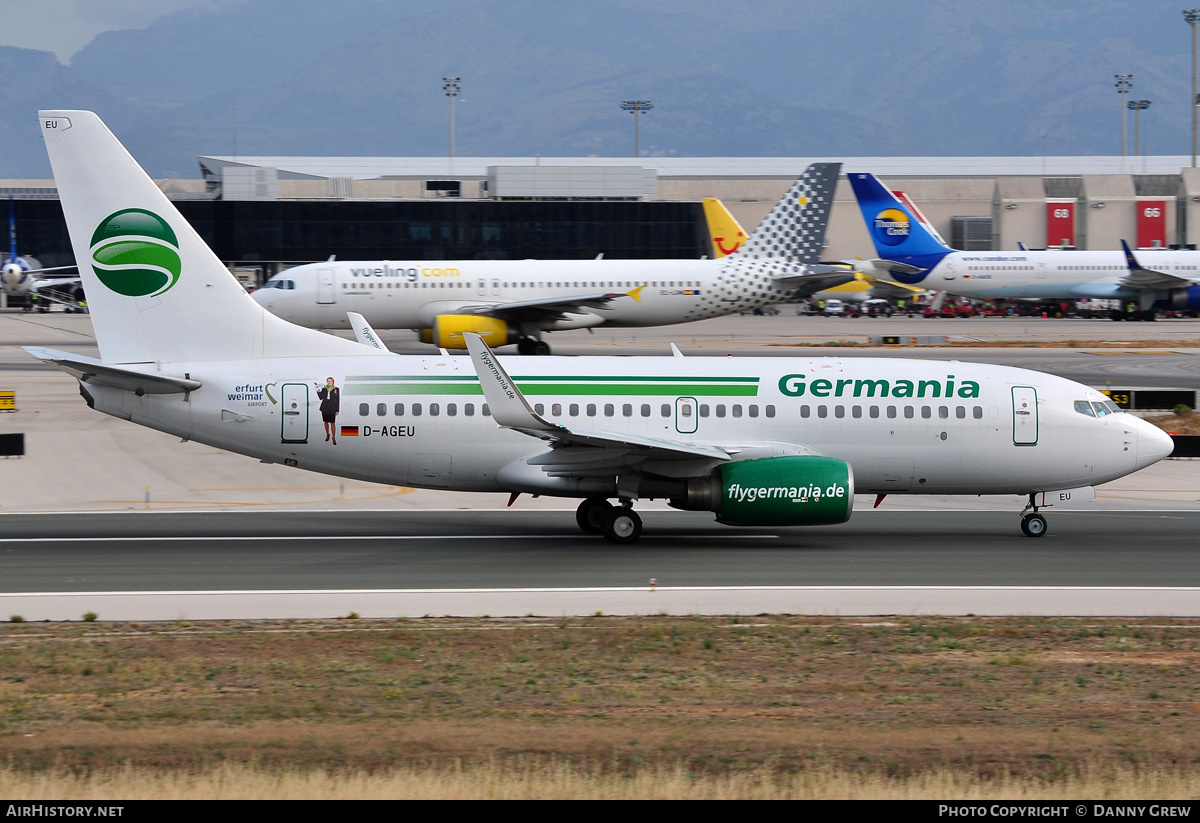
316,377,340,444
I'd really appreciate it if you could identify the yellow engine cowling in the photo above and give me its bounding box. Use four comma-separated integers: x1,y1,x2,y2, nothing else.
432,315,516,349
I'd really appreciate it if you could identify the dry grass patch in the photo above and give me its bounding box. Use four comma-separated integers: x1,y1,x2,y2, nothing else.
1,616,1198,784
2,761,1198,800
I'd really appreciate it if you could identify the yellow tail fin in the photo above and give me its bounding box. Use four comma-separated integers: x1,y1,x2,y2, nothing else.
702,198,748,258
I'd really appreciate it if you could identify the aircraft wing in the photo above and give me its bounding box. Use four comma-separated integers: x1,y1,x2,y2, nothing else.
23,346,202,394
464,333,729,465
1118,240,1194,291
457,288,643,323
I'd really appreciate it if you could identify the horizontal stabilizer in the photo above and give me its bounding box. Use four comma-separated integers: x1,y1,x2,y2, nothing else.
868,259,926,275
23,346,201,394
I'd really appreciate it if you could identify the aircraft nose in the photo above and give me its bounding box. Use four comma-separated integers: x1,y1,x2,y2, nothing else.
1134,417,1174,469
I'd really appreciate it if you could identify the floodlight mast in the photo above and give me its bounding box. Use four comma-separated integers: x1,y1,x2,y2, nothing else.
1127,99,1151,156
443,76,461,158
1114,73,1133,158
1185,9,1200,167
620,99,653,157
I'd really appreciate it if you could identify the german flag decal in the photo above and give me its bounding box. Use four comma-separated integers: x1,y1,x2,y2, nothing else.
339,426,359,437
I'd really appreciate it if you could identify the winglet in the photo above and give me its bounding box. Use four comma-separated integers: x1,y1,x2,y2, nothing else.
626,285,645,303
669,342,684,358
463,332,556,431
347,312,389,351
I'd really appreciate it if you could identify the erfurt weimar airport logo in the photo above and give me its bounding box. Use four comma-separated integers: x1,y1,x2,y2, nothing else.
871,207,911,246
90,209,182,297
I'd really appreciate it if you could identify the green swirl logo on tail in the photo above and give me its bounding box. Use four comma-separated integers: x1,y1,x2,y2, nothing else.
90,209,181,297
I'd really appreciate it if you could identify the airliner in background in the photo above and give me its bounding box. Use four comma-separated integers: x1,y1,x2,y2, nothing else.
252,166,853,354
705,187,923,308
848,172,1200,320
1,197,79,303
26,110,1172,543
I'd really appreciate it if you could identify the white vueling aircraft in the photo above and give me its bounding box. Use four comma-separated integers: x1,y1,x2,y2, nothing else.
251,165,851,355
28,111,1173,543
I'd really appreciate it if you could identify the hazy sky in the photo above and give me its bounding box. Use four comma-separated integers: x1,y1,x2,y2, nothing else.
0,0,236,62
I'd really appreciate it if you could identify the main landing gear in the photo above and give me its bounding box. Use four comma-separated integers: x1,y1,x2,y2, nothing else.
575,497,643,544
516,337,551,355
1020,493,1048,538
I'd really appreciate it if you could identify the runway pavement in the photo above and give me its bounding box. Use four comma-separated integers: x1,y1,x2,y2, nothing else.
0,510,1197,620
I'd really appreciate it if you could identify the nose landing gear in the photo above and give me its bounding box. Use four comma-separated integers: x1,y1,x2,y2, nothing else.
1020,493,1048,537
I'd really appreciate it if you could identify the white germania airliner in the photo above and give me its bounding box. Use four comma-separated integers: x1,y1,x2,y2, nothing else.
849,172,1200,320
27,111,1173,543
251,166,852,354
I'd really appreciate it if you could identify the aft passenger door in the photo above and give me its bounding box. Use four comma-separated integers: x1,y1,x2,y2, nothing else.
1012,386,1038,446
280,382,310,443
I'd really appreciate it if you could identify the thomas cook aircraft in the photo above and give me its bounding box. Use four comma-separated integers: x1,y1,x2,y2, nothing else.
27,111,1173,542
251,165,853,354
1,196,79,303
849,172,1200,320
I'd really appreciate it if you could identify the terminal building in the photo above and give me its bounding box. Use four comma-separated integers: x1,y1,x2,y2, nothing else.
6,154,1200,288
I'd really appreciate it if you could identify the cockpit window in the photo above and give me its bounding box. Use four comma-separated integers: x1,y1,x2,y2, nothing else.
1074,400,1096,417
1104,400,1120,414
265,279,295,290
1091,401,1118,417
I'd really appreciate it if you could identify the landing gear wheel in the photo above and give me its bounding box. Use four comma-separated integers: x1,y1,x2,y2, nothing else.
575,497,613,534
517,338,535,355
532,340,551,356
1020,513,1047,538
601,507,642,544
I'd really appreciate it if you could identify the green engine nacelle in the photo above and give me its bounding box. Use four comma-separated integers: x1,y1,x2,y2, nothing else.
671,455,854,527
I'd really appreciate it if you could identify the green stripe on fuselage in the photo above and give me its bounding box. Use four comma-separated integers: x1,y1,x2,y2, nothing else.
345,375,759,383
343,375,759,397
